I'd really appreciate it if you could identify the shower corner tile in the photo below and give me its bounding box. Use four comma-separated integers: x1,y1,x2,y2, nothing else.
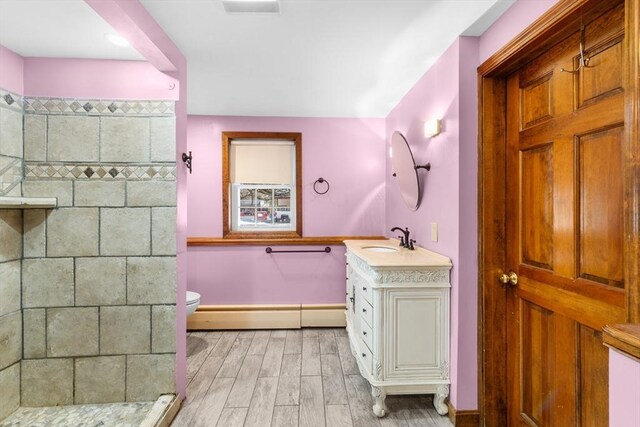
0,362,20,421
23,114,47,161
152,305,177,353
75,180,125,207
74,356,126,404
0,106,24,158
0,311,21,371
0,209,22,262
151,207,176,256
46,208,99,257
126,354,175,402
99,208,150,256
75,257,126,306
100,116,150,162
150,117,176,162
47,115,99,162
99,305,150,355
22,180,73,206
22,258,74,308
21,358,74,407
126,181,176,207
46,307,99,357
0,260,21,316
126,257,176,305
23,209,47,259
23,308,46,359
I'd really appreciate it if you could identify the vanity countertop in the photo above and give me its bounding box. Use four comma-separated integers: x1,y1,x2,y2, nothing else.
344,239,452,268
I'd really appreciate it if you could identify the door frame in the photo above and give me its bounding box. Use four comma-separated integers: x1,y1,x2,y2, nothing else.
477,0,640,425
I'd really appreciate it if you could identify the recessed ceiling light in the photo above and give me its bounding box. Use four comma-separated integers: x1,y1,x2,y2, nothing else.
222,0,280,14
106,33,130,47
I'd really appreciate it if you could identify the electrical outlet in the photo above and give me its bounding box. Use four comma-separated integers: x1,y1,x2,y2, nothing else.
431,223,438,242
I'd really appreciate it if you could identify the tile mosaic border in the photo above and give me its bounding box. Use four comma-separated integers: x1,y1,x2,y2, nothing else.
24,162,176,181
24,98,174,117
0,88,24,112
0,157,22,196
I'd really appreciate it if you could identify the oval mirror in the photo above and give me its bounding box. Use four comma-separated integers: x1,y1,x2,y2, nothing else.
390,131,420,210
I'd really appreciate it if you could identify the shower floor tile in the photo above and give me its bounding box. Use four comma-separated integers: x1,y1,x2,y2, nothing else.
0,401,154,427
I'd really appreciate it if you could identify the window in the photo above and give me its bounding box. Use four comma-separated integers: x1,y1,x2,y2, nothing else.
222,132,302,238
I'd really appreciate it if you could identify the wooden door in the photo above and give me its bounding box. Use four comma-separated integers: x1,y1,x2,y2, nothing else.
505,4,627,426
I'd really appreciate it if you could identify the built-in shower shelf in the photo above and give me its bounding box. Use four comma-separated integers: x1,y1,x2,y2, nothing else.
0,196,57,209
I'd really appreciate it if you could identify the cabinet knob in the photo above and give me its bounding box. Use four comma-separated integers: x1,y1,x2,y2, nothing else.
362,308,366,313
362,353,366,358
362,287,367,291
363,331,367,336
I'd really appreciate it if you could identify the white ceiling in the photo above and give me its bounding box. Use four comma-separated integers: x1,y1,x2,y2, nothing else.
0,0,143,61
0,0,514,118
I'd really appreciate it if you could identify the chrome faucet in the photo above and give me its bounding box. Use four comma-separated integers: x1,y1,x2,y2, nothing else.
390,227,411,249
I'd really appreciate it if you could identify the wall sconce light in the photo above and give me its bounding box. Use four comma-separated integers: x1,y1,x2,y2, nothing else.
424,119,442,138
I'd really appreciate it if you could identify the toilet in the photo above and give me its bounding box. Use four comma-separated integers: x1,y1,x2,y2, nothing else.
186,291,200,316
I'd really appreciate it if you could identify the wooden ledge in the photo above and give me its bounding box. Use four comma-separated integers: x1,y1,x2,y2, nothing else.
603,323,640,360
187,235,385,246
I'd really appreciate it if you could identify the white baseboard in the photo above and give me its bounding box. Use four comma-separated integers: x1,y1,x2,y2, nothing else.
187,304,347,330
301,304,347,327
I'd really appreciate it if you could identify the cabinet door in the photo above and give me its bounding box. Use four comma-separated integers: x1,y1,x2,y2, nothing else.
384,288,449,380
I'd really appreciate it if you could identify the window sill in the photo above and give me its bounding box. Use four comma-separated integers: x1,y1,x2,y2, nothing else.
187,235,385,247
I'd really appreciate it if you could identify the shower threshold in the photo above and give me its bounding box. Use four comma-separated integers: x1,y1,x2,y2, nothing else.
0,394,178,427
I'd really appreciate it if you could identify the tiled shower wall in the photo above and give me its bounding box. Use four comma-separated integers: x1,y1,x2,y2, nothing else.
19,97,177,406
0,89,23,420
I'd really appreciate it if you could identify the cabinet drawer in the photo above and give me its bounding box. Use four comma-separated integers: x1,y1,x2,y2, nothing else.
358,282,373,305
359,340,373,373
361,320,373,352
360,301,373,328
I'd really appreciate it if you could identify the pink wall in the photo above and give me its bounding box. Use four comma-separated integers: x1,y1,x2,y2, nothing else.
23,58,178,100
478,0,560,63
188,115,385,237
0,45,24,94
189,246,348,305
187,115,386,304
609,349,640,426
386,38,474,410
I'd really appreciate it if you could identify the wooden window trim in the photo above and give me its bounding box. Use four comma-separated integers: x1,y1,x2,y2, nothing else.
222,131,303,239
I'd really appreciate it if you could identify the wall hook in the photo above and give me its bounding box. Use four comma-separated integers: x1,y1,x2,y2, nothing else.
182,151,192,174
313,177,330,195
561,40,592,74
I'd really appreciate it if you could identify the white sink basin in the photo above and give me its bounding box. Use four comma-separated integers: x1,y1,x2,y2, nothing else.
362,246,399,253
344,239,452,267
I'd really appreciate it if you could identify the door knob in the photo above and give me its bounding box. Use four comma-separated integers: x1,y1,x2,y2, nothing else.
499,272,518,286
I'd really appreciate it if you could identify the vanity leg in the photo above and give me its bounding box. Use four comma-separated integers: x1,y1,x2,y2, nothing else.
371,385,387,417
433,385,449,415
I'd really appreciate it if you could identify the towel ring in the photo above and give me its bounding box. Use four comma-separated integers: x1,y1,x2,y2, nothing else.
313,177,330,195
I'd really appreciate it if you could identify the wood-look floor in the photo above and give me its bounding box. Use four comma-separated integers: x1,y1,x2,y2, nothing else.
172,329,453,427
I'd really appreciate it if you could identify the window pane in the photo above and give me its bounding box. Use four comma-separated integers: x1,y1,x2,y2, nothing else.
256,188,273,207
232,185,293,231
240,189,255,207
239,208,255,226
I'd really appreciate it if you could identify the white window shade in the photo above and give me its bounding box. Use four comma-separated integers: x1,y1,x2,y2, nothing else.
230,140,294,185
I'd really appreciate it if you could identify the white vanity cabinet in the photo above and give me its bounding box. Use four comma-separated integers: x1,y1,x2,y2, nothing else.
344,240,452,418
